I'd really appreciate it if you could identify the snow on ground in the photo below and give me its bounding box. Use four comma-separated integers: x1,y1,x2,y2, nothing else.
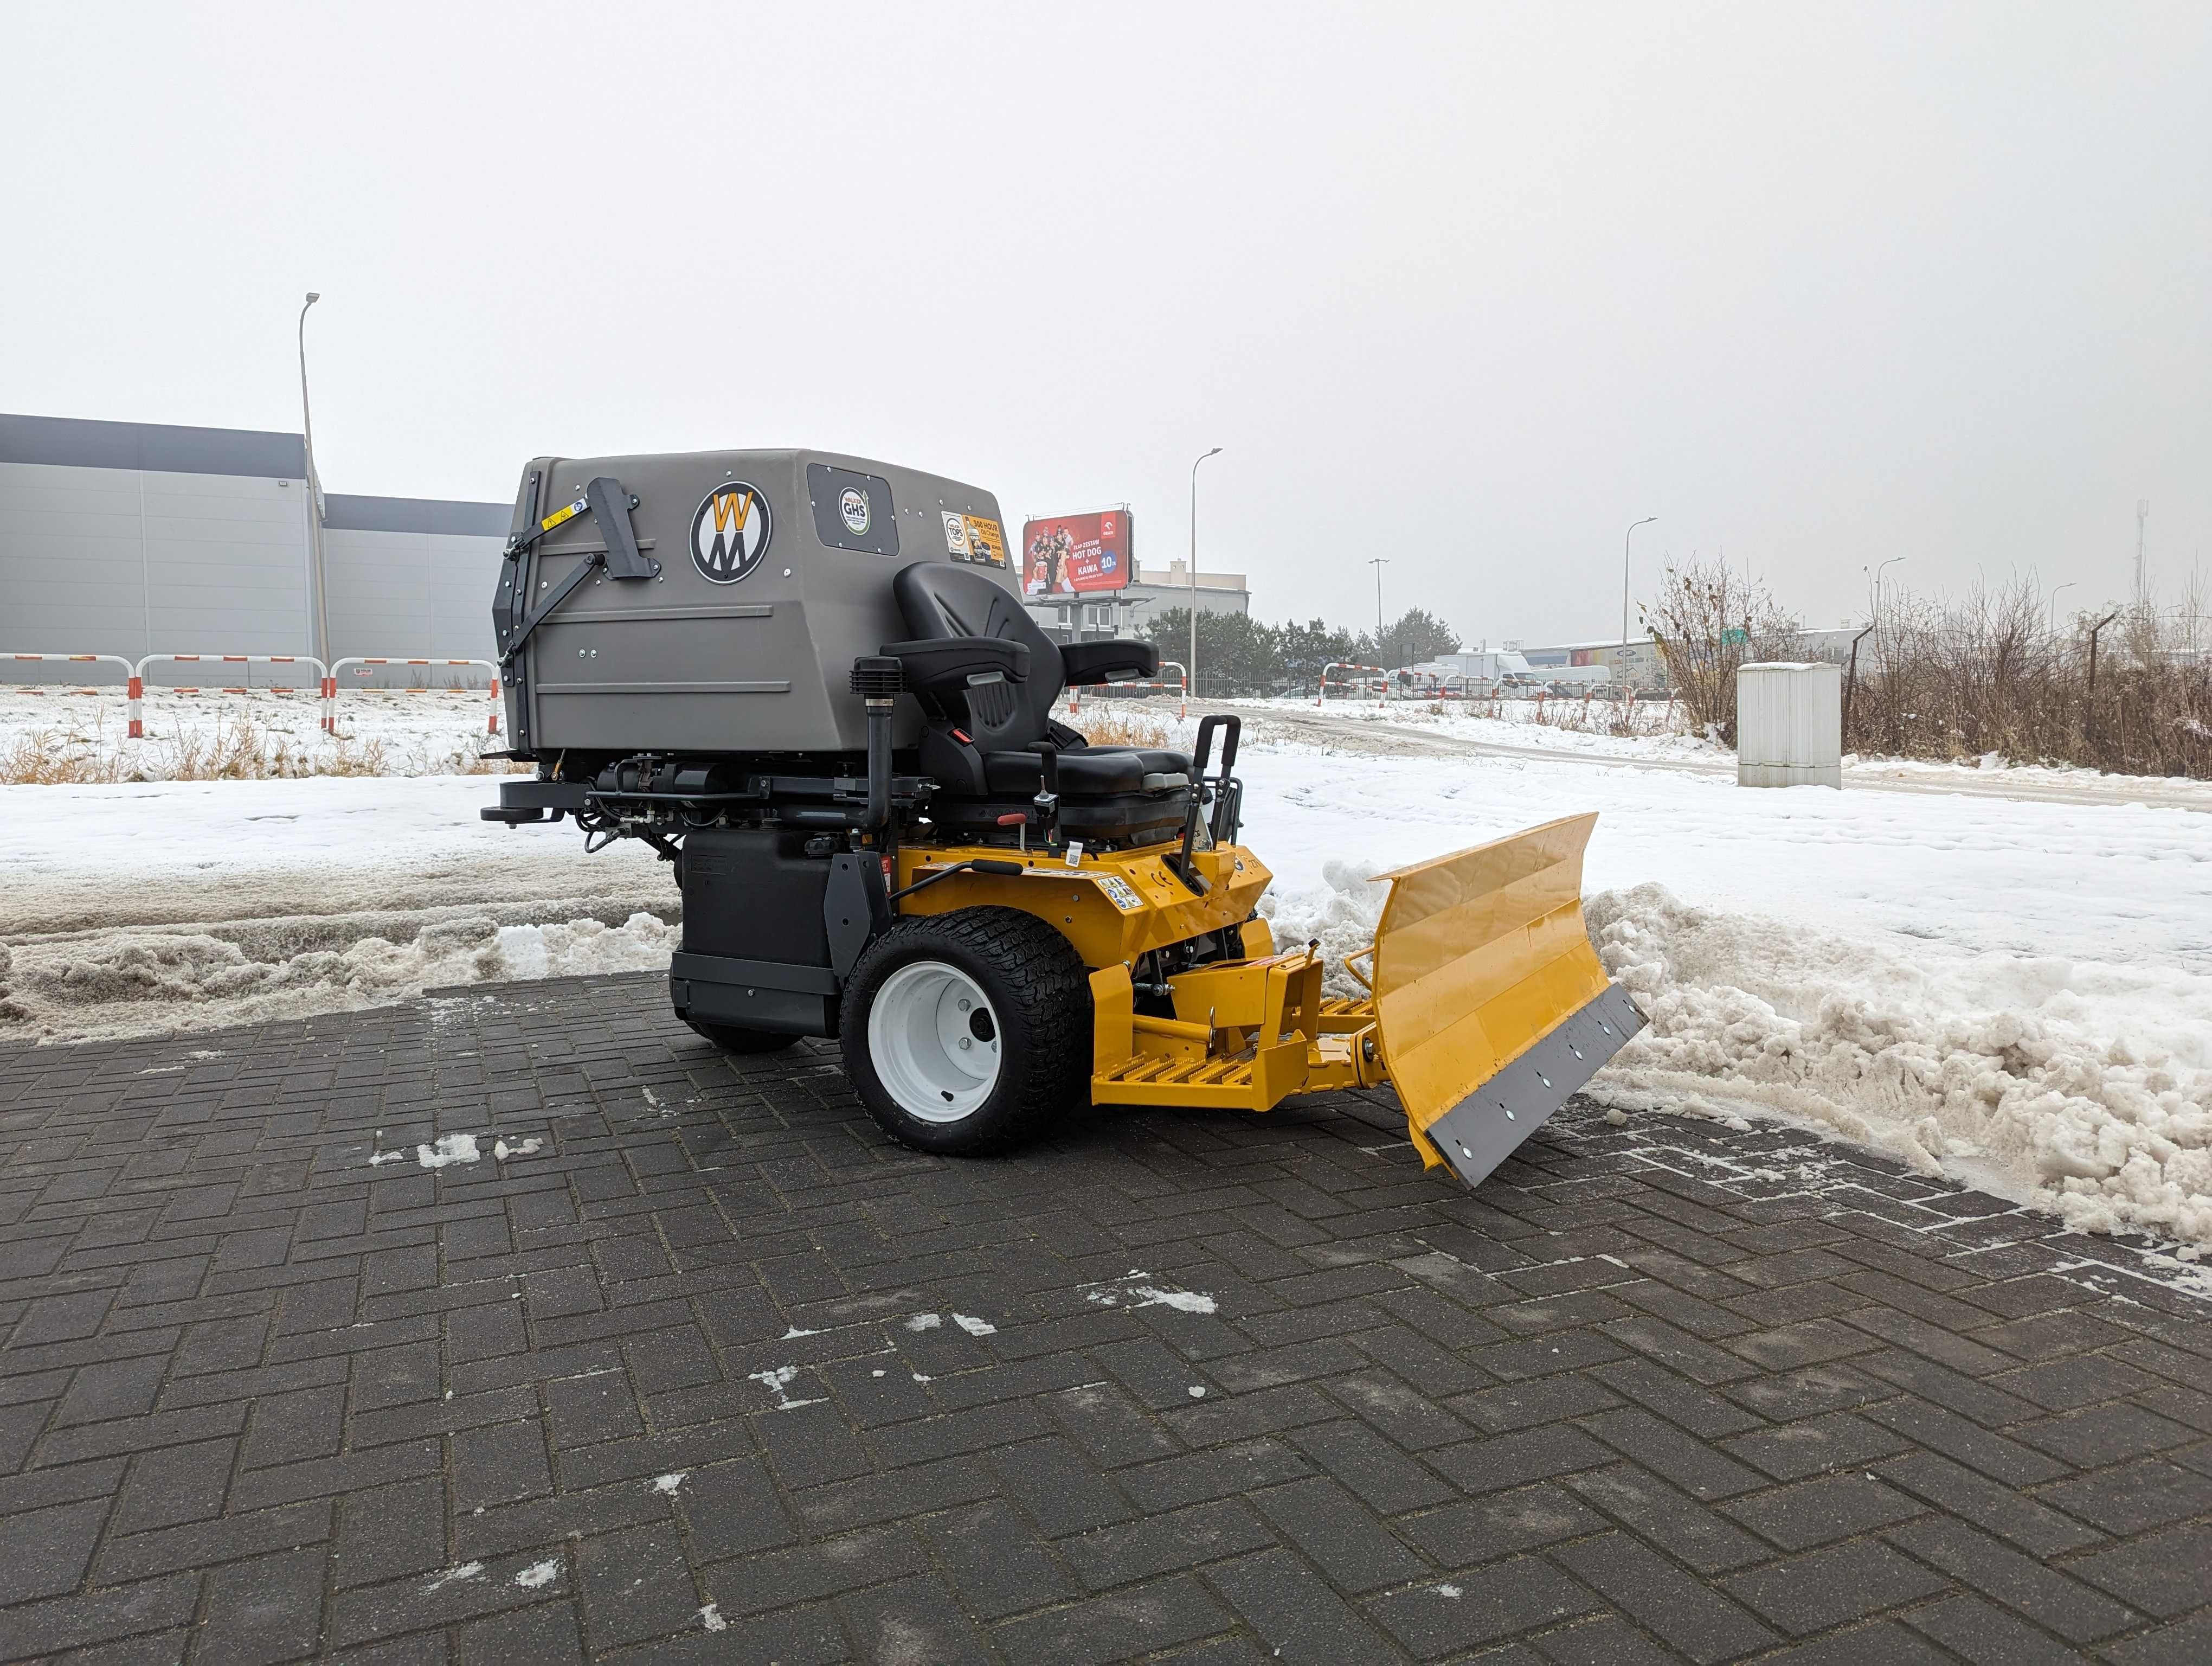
0,773,673,1041
1233,693,1727,764
3,704,2208,1252
1239,745,2212,1249
0,685,510,779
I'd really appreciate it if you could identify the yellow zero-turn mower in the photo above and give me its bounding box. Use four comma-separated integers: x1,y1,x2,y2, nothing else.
483,448,1642,1187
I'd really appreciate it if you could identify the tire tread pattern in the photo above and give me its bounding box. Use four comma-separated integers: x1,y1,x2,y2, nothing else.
841,907,1092,1154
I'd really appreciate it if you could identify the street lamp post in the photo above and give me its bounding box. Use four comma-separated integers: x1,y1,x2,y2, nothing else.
1621,516,1656,648
298,293,330,664
1872,555,1906,619
2049,581,2075,636
1188,447,1221,699
1369,556,1389,664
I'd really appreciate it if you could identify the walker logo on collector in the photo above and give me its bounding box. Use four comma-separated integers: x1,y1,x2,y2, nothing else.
691,483,772,584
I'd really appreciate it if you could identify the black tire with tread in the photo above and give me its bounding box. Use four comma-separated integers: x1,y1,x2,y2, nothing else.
683,1018,800,1055
840,907,1091,1155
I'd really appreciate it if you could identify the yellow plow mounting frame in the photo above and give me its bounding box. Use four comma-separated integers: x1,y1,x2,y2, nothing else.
897,813,1642,1190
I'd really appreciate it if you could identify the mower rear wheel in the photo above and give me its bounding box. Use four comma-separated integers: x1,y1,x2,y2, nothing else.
840,908,1090,1155
683,1019,800,1055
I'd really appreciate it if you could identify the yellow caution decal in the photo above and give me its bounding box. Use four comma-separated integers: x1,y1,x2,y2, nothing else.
539,497,588,533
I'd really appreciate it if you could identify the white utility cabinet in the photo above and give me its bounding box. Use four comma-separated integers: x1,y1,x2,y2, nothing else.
1737,662,1842,788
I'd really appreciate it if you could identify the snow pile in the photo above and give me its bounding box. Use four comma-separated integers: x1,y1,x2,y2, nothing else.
1588,885,2212,1247
0,911,677,1042
1263,861,2212,1248
1259,857,1387,996
414,1133,481,1169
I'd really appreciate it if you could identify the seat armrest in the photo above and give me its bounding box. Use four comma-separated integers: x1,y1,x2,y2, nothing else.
880,637,1030,700
1060,639,1160,685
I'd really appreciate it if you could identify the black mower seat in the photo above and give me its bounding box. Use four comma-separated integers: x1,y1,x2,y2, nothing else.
984,750,1140,795
888,563,1192,841
980,748,1197,797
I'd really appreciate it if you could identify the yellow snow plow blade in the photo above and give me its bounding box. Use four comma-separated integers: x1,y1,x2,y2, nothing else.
1366,812,1645,1187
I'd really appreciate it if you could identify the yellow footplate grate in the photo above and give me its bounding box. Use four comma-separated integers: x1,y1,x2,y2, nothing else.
1092,1051,1262,1106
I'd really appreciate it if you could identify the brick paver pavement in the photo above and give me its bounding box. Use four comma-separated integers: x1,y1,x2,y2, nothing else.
2,971,2209,1663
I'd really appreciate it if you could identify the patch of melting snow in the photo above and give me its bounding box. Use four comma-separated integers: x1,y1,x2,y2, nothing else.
781,1325,820,1339
1188,1385,1206,1398
422,1562,485,1592
369,1149,406,1165
652,1472,687,1495
514,1559,558,1588
905,1312,942,1331
1435,1584,1462,1599
492,1137,542,1161
1082,1272,1218,1314
416,1133,480,1169
951,1312,996,1336
700,1604,728,1632
748,1366,825,1411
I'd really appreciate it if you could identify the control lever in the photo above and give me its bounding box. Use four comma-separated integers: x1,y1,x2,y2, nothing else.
1032,745,1061,850
1206,715,1243,846
1169,715,1236,894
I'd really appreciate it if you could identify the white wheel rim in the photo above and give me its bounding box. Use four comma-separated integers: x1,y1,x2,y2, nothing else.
867,960,1002,1123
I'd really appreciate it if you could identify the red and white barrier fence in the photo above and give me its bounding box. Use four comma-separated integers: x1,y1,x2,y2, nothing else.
1316,662,1390,704
132,655,327,739
1064,659,1188,720
324,658,501,735
4,651,502,742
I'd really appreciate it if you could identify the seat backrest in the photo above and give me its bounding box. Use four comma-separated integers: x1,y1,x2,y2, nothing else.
892,563,1064,752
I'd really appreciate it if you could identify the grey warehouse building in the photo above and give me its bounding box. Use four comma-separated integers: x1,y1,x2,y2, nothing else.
0,412,508,684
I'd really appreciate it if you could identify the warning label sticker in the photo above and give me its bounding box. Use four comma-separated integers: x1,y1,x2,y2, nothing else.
1093,874,1144,912
962,515,1007,567
941,511,970,559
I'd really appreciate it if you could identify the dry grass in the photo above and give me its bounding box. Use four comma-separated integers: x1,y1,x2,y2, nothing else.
1068,711,1172,751
1641,557,2212,777
1852,579,2212,776
0,712,525,784
0,730,128,784
1428,695,1685,739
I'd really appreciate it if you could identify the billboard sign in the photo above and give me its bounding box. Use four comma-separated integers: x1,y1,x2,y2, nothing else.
1021,509,1131,596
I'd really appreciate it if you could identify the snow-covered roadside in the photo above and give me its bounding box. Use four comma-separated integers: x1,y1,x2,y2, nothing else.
0,686,510,780
1,774,676,1042
1231,694,1722,764
1245,748,2211,1250
1214,694,2212,808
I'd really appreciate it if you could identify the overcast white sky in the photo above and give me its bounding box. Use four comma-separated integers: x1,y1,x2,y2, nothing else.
6,3,2206,643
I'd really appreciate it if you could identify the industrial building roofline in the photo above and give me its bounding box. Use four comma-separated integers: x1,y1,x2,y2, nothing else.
2,412,505,537
1,411,305,479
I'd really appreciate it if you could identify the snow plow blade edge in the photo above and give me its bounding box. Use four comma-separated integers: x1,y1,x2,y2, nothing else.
1368,812,1645,1188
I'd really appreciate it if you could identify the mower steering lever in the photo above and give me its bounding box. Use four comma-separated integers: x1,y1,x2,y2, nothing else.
1167,714,1243,894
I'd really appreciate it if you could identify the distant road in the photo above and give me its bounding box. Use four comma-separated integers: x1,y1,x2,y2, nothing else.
1185,699,2212,815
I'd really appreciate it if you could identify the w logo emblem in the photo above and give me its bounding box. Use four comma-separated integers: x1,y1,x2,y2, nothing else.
690,483,773,584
